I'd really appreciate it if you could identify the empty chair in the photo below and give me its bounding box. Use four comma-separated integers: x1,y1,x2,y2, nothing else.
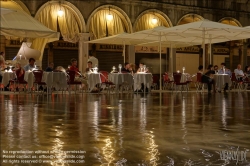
33,70,46,94
99,71,115,93
172,72,188,92
66,70,82,94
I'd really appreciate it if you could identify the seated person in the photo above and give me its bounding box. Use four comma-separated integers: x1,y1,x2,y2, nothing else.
129,63,136,74
218,63,232,76
198,65,203,74
14,62,25,78
85,61,93,73
55,66,66,73
214,65,219,74
234,64,245,81
46,62,54,72
0,53,5,82
245,66,250,77
68,58,88,89
121,62,131,73
23,58,36,71
137,63,149,73
218,62,231,91
201,65,216,93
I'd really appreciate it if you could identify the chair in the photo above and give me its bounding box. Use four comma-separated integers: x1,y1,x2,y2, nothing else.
152,75,159,90
33,70,46,94
163,73,173,90
231,72,243,90
195,73,206,92
172,72,188,92
243,77,250,90
10,69,27,92
99,71,115,93
66,70,82,94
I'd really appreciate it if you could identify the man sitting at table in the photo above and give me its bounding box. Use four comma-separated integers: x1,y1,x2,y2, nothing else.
234,64,245,81
218,62,231,91
137,62,149,73
69,58,88,90
85,61,93,73
46,62,54,72
201,65,216,93
23,58,36,71
121,62,131,73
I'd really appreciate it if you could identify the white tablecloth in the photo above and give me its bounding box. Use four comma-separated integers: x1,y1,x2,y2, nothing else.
213,74,231,90
42,72,68,90
1,72,15,86
24,71,68,90
24,71,34,88
133,73,152,91
87,73,101,91
109,73,134,90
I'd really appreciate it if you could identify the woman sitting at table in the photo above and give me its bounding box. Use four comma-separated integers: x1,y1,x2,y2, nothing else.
85,61,93,73
201,65,216,93
14,62,25,78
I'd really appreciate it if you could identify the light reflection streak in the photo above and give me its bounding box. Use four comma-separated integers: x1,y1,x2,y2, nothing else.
221,98,227,129
51,131,67,166
102,138,115,165
147,133,159,166
33,106,39,145
182,98,188,145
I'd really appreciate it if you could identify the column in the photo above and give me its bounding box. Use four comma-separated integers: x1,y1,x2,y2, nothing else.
126,45,135,64
229,41,234,71
242,41,248,68
78,33,90,73
171,48,176,72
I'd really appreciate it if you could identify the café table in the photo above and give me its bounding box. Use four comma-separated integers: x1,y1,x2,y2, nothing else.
213,74,232,90
133,73,153,92
86,73,101,92
1,71,15,87
108,73,134,92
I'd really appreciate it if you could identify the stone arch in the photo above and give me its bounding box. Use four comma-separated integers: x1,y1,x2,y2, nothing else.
218,17,242,27
177,13,204,25
10,0,31,15
86,5,133,39
35,1,86,32
133,9,173,32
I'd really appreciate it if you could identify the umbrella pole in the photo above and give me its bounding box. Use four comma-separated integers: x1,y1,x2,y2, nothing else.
202,28,205,71
159,33,162,91
209,34,212,64
170,44,173,72
123,42,125,63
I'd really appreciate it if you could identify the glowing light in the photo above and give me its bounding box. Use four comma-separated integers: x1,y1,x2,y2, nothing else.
57,9,64,17
152,18,158,24
106,14,113,21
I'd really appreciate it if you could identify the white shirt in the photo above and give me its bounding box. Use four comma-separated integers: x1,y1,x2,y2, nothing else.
234,68,244,79
88,56,98,67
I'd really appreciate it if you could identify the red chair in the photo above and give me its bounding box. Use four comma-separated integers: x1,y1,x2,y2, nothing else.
33,70,46,93
231,72,243,90
99,71,115,93
66,70,82,94
172,72,188,92
10,69,27,92
243,77,250,90
152,75,159,90
195,73,206,91
163,73,173,90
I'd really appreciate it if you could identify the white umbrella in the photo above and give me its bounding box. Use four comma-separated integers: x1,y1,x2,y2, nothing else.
157,20,246,69
0,8,16,15
129,26,200,90
86,32,155,63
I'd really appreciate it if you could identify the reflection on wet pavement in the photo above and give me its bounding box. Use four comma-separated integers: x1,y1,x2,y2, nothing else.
0,92,250,165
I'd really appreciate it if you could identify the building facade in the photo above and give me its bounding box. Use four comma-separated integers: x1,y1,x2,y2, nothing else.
1,0,250,74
